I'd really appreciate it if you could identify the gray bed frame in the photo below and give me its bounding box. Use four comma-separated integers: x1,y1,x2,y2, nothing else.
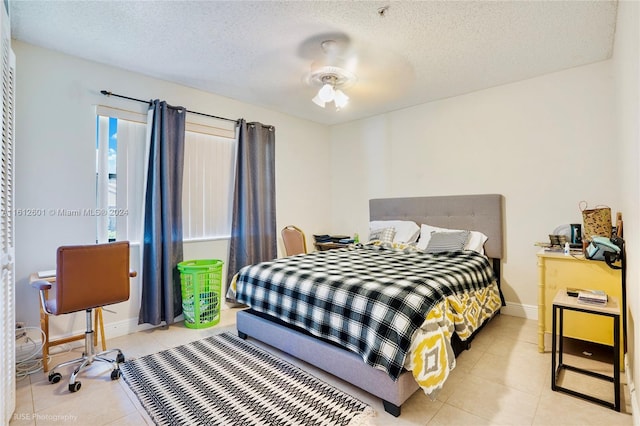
237,194,504,417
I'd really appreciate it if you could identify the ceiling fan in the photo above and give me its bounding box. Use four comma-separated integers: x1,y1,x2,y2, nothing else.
244,30,414,121
304,39,357,111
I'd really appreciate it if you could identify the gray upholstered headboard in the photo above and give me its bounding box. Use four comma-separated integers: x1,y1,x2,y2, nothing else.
369,194,504,260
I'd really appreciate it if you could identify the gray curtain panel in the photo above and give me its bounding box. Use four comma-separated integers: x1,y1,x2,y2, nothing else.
139,100,186,325
226,120,277,304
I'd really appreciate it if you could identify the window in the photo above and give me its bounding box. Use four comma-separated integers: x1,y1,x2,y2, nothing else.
96,113,146,243
95,106,236,243
95,116,120,242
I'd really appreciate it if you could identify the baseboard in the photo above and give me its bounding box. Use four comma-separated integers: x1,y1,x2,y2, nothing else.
102,316,162,339
626,354,639,425
500,301,537,320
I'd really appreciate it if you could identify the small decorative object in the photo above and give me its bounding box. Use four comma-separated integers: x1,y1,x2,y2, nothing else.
579,201,612,241
549,234,567,246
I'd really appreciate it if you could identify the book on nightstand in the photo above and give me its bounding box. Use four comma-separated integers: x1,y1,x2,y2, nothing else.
577,289,608,306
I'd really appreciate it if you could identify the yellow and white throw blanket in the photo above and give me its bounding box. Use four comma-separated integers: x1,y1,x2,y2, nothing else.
405,282,502,398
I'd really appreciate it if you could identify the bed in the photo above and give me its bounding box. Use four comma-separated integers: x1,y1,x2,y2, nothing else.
232,194,504,417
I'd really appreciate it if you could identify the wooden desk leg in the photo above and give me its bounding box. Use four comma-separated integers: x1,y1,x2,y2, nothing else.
95,308,106,351
41,311,50,373
92,308,106,351
41,291,50,373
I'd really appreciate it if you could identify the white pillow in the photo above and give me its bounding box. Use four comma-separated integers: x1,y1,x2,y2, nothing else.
369,220,420,243
417,223,488,254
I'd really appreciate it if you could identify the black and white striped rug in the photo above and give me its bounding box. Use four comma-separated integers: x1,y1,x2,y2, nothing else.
121,332,374,425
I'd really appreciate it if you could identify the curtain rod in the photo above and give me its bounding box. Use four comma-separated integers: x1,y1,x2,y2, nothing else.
100,90,239,124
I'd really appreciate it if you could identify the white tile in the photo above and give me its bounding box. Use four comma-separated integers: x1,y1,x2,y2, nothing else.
31,378,138,426
103,411,153,426
446,373,539,424
471,350,546,396
429,403,491,425
535,386,632,425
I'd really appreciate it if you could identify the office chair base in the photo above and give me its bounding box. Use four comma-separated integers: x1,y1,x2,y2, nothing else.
48,346,125,392
46,311,126,392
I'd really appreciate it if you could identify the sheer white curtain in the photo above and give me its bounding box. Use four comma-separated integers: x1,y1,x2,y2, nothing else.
116,120,147,242
182,132,236,240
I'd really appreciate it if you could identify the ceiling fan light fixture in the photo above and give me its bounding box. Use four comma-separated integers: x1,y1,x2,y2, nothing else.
334,89,349,109
305,40,358,112
312,94,326,108
317,83,335,102
310,73,351,111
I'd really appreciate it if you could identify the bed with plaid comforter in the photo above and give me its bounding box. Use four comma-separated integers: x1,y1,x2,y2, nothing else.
232,244,502,397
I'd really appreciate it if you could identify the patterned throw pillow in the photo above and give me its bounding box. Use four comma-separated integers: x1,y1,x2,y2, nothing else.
368,227,396,243
417,224,488,254
425,230,470,253
369,220,420,243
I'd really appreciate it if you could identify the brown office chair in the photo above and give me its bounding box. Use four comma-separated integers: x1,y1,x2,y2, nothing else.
31,241,136,392
281,225,307,256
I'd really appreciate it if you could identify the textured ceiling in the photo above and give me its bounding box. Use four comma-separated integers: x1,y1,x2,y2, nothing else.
9,1,617,125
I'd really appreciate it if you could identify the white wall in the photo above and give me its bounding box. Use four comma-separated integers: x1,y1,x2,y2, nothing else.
13,41,332,338
613,0,640,416
329,60,619,317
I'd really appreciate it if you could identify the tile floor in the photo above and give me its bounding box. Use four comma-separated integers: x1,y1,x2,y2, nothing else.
11,309,634,425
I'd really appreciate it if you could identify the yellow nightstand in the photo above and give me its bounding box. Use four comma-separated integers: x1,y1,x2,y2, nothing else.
536,249,623,366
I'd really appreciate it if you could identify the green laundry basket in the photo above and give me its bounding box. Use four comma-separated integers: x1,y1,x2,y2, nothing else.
178,259,223,329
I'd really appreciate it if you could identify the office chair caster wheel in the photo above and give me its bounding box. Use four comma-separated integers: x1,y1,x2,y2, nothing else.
110,369,121,380
116,353,125,363
48,372,62,384
68,382,81,392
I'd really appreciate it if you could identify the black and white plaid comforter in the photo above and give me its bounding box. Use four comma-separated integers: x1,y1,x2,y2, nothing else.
234,245,496,380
